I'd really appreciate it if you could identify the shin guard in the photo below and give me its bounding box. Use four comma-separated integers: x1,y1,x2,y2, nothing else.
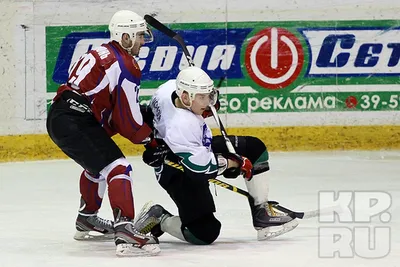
100,158,135,219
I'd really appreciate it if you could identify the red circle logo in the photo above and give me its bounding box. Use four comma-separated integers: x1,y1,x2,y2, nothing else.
345,96,358,108
245,27,304,89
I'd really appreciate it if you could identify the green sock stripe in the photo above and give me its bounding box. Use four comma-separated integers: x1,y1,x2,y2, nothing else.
182,228,208,245
255,150,269,165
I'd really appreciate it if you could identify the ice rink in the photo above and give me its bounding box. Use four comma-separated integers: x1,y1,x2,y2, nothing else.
1,151,399,267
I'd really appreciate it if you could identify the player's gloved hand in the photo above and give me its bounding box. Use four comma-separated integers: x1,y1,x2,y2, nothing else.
140,104,155,130
223,153,253,181
202,90,220,118
142,140,171,168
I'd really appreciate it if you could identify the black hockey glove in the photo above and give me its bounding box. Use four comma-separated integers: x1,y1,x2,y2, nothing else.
223,167,241,179
140,104,155,130
142,143,171,168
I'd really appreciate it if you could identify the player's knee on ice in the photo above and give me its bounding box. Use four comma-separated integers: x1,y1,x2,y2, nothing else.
182,214,221,245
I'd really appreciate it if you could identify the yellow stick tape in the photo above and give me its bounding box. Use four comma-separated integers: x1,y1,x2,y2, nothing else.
0,125,399,162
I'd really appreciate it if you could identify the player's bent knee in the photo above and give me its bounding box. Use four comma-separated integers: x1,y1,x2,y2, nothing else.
245,136,268,161
100,157,133,182
183,214,221,245
244,136,270,175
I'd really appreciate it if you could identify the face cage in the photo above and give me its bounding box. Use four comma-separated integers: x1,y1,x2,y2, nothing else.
119,28,154,55
208,88,218,106
142,28,154,43
183,87,217,108
128,28,154,44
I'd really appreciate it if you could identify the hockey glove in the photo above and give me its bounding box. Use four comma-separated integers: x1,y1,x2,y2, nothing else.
142,143,170,168
140,104,155,130
223,167,241,179
221,153,254,181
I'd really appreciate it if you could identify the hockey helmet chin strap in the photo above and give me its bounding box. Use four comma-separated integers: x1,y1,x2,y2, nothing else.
179,91,194,109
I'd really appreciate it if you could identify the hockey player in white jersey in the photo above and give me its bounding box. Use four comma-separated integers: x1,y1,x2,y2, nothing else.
136,66,298,244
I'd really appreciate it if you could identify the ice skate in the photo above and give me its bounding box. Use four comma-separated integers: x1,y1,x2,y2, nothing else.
114,209,160,257
250,198,299,241
134,202,172,237
74,199,114,241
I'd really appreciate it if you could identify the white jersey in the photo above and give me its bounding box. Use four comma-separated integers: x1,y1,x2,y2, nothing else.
150,80,218,176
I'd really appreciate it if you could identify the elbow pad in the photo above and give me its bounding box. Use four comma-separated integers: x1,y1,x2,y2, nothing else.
215,154,228,175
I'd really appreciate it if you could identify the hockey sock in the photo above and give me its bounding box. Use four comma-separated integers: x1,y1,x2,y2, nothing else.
160,216,186,241
245,172,269,206
79,170,106,213
255,150,269,165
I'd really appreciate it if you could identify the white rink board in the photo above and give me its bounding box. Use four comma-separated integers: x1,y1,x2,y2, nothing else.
1,0,400,134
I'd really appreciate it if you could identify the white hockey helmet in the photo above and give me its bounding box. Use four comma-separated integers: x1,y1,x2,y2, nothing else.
108,10,153,45
176,66,217,107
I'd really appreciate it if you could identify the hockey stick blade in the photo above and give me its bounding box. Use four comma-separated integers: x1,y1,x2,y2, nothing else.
273,204,341,219
144,15,176,38
298,205,342,219
144,14,194,66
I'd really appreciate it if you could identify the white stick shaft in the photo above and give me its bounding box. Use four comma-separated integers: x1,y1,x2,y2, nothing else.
209,105,236,153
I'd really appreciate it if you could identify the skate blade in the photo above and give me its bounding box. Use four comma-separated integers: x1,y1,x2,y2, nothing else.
256,219,299,241
116,243,161,257
74,231,114,241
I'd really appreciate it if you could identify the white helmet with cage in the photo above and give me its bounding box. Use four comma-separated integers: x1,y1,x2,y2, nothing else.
176,66,217,108
108,10,153,49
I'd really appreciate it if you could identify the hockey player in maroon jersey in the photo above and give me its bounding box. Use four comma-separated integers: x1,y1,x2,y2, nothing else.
46,10,160,256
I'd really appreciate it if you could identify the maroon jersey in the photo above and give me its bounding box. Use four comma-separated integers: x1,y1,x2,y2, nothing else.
55,41,151,144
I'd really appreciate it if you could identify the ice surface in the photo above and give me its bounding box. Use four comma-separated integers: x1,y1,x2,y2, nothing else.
1,151,399,267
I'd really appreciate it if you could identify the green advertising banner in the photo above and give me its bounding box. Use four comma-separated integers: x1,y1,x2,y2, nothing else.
46,20,400,113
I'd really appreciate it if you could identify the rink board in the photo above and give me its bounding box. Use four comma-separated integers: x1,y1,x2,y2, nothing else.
2,2,400,162
1,125,400,162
